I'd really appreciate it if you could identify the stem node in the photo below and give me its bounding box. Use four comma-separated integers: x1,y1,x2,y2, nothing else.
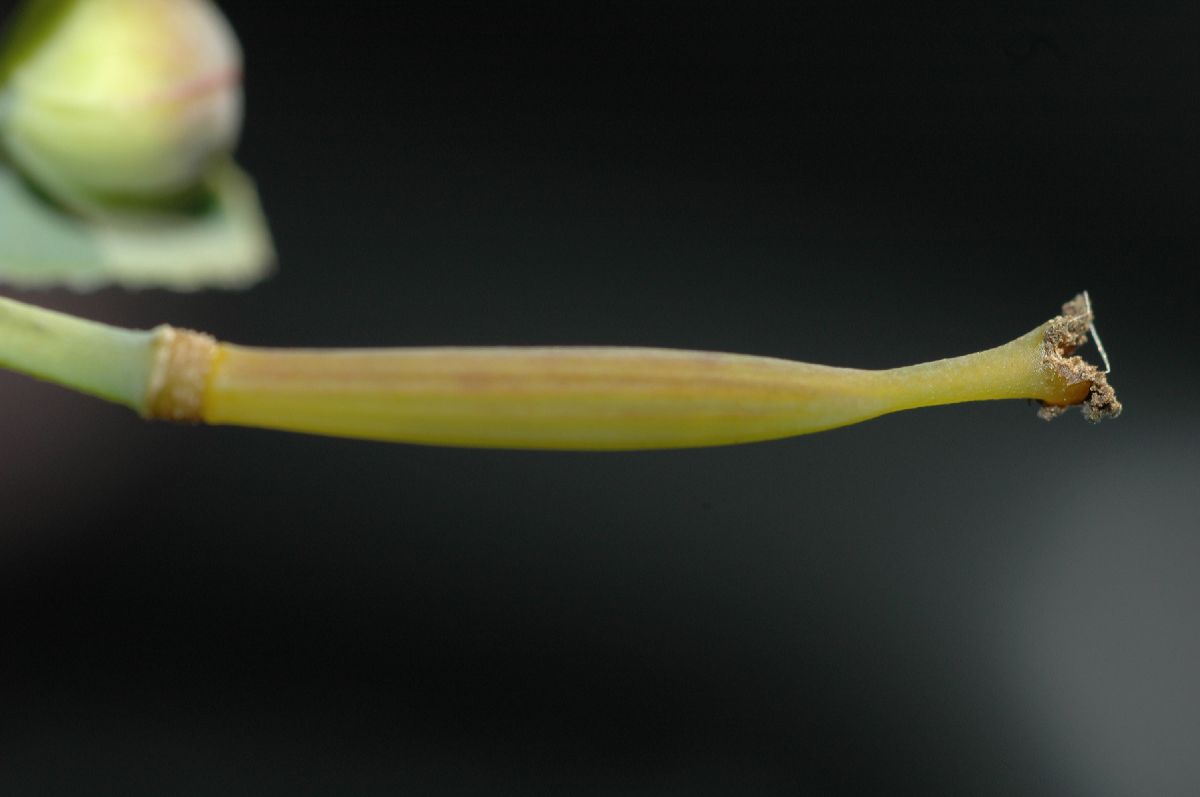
144,325,217,422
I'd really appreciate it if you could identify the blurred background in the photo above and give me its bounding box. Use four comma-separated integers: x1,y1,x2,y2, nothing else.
1,1,1197,793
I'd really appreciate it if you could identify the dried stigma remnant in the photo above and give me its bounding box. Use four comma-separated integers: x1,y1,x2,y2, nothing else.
1038,292,1121,423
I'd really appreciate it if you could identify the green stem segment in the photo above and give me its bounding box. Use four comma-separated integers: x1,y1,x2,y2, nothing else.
0,294,154,409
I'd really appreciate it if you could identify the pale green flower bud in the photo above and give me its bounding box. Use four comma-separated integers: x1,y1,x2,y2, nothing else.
0,0,242,214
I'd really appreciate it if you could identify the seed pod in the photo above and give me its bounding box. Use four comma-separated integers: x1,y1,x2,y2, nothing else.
0,0,242,215
0,293,1121,449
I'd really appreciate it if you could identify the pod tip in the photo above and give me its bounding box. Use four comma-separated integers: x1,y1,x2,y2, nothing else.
1037,292,1122,423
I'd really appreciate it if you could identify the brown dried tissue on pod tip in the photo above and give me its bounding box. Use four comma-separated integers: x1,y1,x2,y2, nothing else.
1037,293,1121,423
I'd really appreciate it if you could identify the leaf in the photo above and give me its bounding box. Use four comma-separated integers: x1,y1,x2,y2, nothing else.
0,158,274,291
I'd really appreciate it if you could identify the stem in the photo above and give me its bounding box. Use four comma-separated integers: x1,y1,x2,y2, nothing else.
0,294,153,409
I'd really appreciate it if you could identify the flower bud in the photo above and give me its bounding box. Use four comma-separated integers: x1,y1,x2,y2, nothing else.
0,0,242,213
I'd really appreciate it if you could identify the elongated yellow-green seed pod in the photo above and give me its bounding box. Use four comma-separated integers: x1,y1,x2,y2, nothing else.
0,294,1119,449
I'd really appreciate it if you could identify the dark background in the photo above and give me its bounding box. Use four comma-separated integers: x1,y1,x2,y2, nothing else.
2,1,1198,793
